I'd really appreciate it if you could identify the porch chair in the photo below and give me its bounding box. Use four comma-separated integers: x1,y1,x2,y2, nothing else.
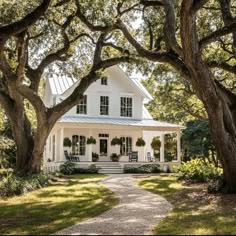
64,150,80,162
146,152,153,162
129,151,138,162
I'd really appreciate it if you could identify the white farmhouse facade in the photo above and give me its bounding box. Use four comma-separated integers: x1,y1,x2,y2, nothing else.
43,66,184,172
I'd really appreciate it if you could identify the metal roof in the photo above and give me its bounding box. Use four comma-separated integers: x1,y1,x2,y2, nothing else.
142,106,153,119
58,116,184,129
131,78,153,101
49,74,77,95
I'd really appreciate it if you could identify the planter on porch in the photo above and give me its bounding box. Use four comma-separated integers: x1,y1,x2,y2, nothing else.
110,153,121,162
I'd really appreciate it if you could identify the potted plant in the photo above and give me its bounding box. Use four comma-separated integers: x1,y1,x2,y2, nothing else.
87,136,96,145
92,152,99,162
63,137,72,147
111,137,122,155
136,137,146,147
151,137,161,162
110,153,120,162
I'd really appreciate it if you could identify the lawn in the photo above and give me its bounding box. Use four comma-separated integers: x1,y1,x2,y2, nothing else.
0,174,118,235
139,175,236,235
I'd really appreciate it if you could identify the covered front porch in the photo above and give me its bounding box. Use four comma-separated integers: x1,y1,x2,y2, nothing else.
44,117,184,171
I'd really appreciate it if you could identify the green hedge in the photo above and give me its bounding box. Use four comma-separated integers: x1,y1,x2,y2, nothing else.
177,159,222,183
59,162,100,175
0,174,49,198
124,164,160,173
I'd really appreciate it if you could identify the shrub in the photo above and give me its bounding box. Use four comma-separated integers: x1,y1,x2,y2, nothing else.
74,164,100,174
124,164,160,173
177,159,222,183
59,161,76,175
0,173,49,198
60,162,100,175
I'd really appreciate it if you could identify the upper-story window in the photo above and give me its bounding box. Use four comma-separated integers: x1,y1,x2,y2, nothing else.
100,96,109,115
76,95,87,114
120,97,132,117
101,77,108,85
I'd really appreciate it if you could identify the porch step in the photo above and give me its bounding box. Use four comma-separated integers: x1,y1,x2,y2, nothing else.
94,162,123,174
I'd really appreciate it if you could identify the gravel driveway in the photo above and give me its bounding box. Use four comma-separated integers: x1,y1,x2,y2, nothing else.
55,174,172,235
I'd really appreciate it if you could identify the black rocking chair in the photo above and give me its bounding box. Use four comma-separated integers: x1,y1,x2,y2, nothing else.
64,150,80,162
129,151,138,162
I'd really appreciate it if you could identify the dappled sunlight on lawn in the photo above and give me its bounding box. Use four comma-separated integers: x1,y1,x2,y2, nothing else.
138,175,236,235
0,174,117,235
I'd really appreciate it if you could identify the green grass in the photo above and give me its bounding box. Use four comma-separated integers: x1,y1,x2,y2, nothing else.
139,175,236,235
0,174,118,235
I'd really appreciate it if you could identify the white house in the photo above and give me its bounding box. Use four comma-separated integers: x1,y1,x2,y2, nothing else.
43,66,184,173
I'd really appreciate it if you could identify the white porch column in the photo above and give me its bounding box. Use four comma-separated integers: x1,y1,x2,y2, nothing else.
60,128,64,162
88,129,92,162
160,134,165,162
177,130,181,162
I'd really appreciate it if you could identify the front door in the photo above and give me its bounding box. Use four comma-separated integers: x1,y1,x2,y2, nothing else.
100,139,108,156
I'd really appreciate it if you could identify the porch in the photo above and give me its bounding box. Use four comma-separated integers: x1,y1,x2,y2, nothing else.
44,117,183,173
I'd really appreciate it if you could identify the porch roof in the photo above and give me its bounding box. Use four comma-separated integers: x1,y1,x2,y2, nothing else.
58,116,184,130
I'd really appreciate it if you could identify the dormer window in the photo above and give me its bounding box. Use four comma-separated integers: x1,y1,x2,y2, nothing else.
76,95,87,114
101,77,108,85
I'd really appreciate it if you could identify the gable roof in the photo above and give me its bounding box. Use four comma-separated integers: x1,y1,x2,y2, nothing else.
48,74,77,95
47,66,153,102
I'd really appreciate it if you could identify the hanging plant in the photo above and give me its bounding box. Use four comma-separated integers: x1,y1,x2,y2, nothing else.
111,137,122,146
151,137,161,150
87,136,96,145
136,137,146,147
165,140,175,152
63,137,72,147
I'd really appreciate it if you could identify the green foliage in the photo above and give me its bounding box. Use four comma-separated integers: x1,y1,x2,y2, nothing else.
151,137,161,150
0,173,49,198
135,137,146,147
182,120,216,162
177,159,222,183
110,137,122,146
74,164,100,174
59,161,76,175
110,153,120,162
92,152,99,162
60,162,100,175
87,136,96,145
63,137,72,147
124,164,160,173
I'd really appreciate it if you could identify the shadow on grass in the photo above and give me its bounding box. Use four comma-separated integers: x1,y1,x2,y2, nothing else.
0,175,117,235
139,176,236,235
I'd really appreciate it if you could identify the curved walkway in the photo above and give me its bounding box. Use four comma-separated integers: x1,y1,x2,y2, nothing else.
55,174,172,235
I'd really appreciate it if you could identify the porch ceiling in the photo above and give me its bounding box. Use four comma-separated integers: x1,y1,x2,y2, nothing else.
57,116,184,132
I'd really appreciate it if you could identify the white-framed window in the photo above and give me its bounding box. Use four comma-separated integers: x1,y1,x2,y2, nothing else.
100,96,109,115
99,133,109,138
72,135,86,155
76,95,87,114
101,77,108,85
120,97,132,117
120,137,132,156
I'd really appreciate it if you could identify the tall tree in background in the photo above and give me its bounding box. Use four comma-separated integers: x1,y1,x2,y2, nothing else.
0,0,129,173
71,0,236,192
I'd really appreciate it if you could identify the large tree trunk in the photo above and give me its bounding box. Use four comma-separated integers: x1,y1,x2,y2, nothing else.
188,60,236,192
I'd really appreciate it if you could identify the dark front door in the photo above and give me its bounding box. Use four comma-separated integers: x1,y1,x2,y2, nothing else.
100,139,108,156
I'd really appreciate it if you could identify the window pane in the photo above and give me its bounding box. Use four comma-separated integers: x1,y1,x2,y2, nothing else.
120,97,132,117
77,95,87,114
100,96,109,115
